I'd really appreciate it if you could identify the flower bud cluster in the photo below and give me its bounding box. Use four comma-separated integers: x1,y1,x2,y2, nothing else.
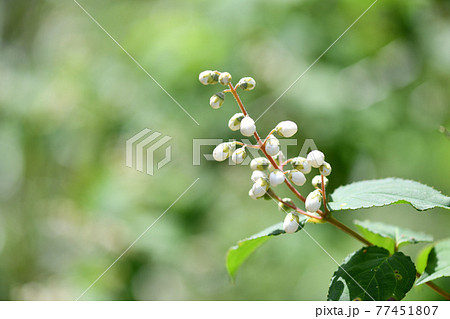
200,70,333,234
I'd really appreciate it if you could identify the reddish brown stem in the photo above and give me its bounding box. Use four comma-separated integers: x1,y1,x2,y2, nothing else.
268,189,322,220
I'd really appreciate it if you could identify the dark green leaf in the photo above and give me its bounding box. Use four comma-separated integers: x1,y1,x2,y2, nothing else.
329,178,450,211
226,217,307,281
354,220,433,254
328,246,416,301
416,239,450,285
416,245,434,274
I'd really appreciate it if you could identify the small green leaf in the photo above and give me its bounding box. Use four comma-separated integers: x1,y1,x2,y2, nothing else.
328,178,450,211
416,239,450,285
354,220,433,254
226,217,307,281
328,246,416,301
416,245,434,274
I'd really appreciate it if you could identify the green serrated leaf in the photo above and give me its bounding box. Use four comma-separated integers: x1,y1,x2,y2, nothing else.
226,217,307,281
328,178,450,211
416,239,450,285
354,220,433,254
328,246,416,301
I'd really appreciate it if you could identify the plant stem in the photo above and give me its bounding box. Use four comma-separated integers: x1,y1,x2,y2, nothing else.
417,276,450,300
326,216,372,246
267,189,322,220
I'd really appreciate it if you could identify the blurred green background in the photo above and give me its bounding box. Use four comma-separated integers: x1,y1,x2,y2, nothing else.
0,0,449,300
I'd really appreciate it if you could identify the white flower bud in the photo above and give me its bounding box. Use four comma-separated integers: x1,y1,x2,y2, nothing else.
248,188,258,200
307,150,325,168
312,175,329,189
288,169,306,186
199,70,220,85
237,77,256,91
251,170,267,182
275,121,298,137
269,169,285,186
278,198,295,212
305,189,322,213
252,177,269,197
283,213,299,234
209,92,225,109
265,135,280,156
291,157,311,174
319,161,332,176
250,157,270,171
228,113,244,131
240,116,256,136
219,72,232,85
231,148,247,164
212,142,235,162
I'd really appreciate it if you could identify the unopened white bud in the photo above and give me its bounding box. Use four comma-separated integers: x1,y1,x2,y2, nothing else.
275,121,298,137
219,72,232,85
212,142,235,162
231,148,247,164
291,157,311,174
305,189,322,212
209,92,225,109
278,198,295,212
319,161,332,176
248,188,258,200
240,116,256,136
312,175,329,189
252,177,269,197
228,113,244,131
265,135,280,156
237,77,256,91
288,169,306,186
199,70,220,85
269,169,285,186
307,150,325,168
250,157,270,171
283,213,299,234
251,170,267,182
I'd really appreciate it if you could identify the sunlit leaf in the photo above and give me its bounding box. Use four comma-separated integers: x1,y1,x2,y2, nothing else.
329,178,450,211
416,239,450,285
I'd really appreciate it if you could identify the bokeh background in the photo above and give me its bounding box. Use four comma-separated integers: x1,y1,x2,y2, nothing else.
0,0,449,300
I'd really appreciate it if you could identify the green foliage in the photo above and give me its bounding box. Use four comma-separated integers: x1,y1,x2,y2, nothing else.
329,178,450,212
416,239,450,285
354,220,433,254
226,217,307,281
328,246,416,301
416,245,434,274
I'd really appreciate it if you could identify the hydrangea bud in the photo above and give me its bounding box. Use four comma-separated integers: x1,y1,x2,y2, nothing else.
265,135,280,156
278,198,295,212
198,70,220,85
275,121,298,137
240,116,256,136
231,148,247,164
248,188,258,200
252,177,269,197
306,150,325,168
251,170,267,182
312,175,328,189
212,142,235,162
319,161,332,176
269,169,285,186
228,113,244,131
291,157,311,174
250,157,270,171
288,169,306,186
219,72,232,85
305,189,322,212
209,92,225,109
237,77,256,91
283,213,299,234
